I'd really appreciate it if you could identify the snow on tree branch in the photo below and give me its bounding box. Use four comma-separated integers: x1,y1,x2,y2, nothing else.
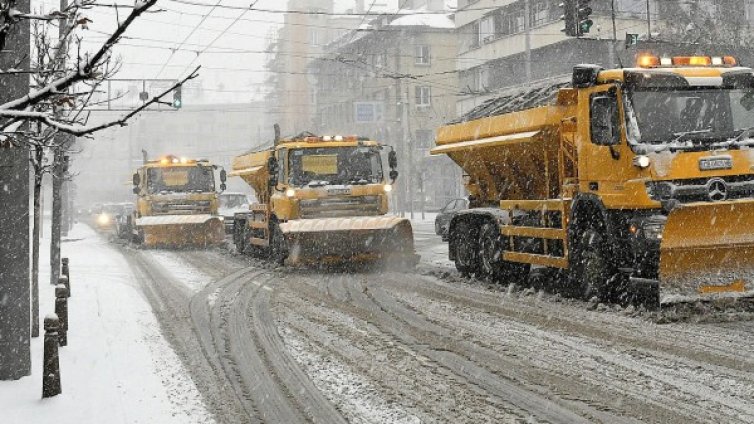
0,0,163,137
0,67,200,136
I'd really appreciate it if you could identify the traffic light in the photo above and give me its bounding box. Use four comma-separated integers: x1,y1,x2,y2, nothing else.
172,85,182,109
576,0,593,35
559,0,577,37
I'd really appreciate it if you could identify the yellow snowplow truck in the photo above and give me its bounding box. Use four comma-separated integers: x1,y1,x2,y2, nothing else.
129,155,226,247
230,133,417,265
432,54,754,308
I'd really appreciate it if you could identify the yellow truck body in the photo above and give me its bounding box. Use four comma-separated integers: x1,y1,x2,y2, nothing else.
230,135,416,265
432,56,754,307
130,156,225,247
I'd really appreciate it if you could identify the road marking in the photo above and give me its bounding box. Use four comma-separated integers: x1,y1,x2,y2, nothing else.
262,285,272,291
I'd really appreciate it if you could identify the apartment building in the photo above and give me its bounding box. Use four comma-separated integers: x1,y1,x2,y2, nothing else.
310,8,463,211
455,0,666,113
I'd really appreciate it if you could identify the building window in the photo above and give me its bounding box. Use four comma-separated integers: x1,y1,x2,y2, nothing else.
415,45,431,65
415,130,434,149
530,1,550,27
415,86,431,109
466,21,480,50
479,15,496,44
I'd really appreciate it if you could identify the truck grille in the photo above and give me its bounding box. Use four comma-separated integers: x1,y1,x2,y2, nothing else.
152,200,212,215
647,175,754,203
299,196,381,218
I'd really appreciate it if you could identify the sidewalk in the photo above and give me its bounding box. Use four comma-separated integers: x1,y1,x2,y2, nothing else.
0,224,214,424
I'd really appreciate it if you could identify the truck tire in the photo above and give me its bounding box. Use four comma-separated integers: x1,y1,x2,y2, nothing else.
452,219,479,277
233,219,247,254
479,222,530,284
269,222,288,265
569,227,616,300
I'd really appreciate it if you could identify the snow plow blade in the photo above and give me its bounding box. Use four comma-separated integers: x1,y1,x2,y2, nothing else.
658,200,754,304
136,215,225,248
279,216,418,265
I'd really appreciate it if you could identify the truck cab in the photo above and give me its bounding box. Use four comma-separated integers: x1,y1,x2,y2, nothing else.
129,155,226,247
231,134,416,265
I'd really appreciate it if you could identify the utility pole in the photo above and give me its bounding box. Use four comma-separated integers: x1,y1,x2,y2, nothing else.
646,0,651,39
524,0,532,83
404,84,414,220
610,0,612,40
0,0,32,380
394,34,406,216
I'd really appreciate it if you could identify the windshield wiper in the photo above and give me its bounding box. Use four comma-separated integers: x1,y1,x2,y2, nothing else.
671,127,713,143
734,125,754,142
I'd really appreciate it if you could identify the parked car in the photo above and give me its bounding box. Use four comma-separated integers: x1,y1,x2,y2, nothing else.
114,203,134,239
435,198,469,241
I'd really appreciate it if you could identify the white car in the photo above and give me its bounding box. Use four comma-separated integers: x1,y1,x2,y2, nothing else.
218,192,252,233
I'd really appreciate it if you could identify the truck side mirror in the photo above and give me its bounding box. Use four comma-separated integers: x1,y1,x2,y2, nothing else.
389,170,398,182
590,93,620,146
132,173,140,186
388,150,398,169
220,183,227,192
132,186,139,195
220,169,227,183
267,157,279,188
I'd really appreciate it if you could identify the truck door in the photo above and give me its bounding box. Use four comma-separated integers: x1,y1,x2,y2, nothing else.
579,84,636,199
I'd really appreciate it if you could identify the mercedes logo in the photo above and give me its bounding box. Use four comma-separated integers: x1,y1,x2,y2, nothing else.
707,178,728,201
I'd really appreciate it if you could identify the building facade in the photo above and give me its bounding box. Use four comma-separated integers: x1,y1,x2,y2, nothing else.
311,10,463,212
455,0,754,114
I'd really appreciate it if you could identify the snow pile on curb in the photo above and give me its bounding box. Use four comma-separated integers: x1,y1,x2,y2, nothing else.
0,225,215,424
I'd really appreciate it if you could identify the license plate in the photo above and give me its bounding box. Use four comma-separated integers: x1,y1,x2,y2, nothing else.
699,156,732,171
327,188,351,195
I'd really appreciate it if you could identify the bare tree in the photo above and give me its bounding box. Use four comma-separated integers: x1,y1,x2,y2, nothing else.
658,0,754,46
0,0,198,338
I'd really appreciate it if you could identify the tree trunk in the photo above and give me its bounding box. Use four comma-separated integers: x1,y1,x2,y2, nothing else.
50,148,63,286
31,147,44,338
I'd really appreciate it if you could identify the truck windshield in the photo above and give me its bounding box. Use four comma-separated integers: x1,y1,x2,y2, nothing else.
626,87,754,148
288,146,384,186
147,166,215,194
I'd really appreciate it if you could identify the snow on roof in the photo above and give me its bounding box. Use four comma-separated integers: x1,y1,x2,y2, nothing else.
388,13,454,29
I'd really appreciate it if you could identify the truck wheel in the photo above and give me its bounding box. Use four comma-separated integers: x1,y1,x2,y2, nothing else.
570,227,615,300
479,222,504,280
233,220,247,254
452,219,479,277
269,223,288,265
479,222,530,284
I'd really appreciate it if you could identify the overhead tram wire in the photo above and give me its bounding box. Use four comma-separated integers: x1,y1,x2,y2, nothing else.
163,0,503,15
152,0,223,79
174,1,256,77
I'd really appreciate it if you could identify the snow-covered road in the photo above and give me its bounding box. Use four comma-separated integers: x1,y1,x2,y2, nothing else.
16,222,754,423
109,219,754,423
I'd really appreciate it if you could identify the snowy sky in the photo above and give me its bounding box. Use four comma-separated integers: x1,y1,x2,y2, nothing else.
29,1,411,104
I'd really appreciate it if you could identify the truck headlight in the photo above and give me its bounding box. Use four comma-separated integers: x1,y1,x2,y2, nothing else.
383,184,393,193
285,188,296,198
633,155,651,168
97,214,110,225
